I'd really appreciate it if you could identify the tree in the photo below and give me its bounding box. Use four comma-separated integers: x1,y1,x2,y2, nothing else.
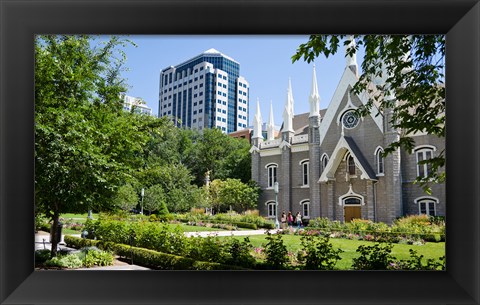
143,184,169,215
292,35,445,193
185,128,252,185
207,179,260,213
35,35,157,256
113,184,138,211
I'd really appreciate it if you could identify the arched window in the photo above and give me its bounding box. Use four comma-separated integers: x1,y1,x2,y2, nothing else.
300,200,310,218
266,201,277,218
374,147,385,175
343,197,362,205
300,160,309,186
415,197,438,216
415,146,435,178
321,154,329,173
347,153,356,175
265,163,278,188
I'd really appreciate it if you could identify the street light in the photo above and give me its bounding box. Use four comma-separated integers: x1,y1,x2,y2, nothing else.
140,188,144,215
274,181,279,229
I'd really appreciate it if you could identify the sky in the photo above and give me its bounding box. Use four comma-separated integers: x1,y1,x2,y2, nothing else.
118,35,364,127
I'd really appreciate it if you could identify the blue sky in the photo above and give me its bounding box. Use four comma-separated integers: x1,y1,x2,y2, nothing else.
119,35,364,127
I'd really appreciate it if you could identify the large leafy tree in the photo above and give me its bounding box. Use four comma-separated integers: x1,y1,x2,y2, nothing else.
35,35,157,256
185,128,252,185
207,179,260,213
293,35,445,193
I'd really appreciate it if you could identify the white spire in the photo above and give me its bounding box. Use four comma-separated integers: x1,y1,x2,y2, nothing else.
282,82,294,133
267,101,275,141
252,98,264,140
288,78,294,115
345,35,358,75
309,64,320,118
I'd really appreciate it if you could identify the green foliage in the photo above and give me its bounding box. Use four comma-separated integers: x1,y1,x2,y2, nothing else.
143,184,169,215
64,235,246,270
35,249,52,263
389,249,445,270
207,179,260,213
293,35,445,193
224,237,256,268
46,253,83,269
306,216,444,243
298,235,343,270
183,128,252,185
352,243,395,270
114,184,138,211
35,35,164,256
187,236,228,263
263,233,289,270
78,247,114,267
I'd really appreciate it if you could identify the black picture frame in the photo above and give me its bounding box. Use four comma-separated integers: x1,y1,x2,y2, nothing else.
1,0,479,304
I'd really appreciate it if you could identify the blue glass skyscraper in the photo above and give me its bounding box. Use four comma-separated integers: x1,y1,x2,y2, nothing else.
159,49,249,133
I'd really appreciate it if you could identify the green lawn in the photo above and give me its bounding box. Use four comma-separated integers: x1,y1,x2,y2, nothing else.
223,234,445,270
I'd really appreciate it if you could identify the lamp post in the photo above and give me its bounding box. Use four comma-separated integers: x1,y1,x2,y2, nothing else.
140,188,144,215
274,181,279,229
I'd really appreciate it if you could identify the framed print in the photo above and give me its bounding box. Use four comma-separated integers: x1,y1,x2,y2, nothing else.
1,0,479,304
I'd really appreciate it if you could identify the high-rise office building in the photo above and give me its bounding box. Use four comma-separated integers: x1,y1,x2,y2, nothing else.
158,48,249,133
122,95,153,115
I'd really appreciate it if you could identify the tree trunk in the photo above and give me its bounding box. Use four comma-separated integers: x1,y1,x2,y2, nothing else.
50,207,60,257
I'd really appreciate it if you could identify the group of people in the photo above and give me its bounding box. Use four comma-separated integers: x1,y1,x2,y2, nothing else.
280,211,302,229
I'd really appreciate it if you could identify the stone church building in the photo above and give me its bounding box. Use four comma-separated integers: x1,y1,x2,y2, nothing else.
250,46,445,224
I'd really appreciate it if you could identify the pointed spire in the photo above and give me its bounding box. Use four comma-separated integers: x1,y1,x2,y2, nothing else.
252,98,264,140
282,82,294,133
345,35,358,76
267,101,275,141
309,64,320,118
288,78,294,115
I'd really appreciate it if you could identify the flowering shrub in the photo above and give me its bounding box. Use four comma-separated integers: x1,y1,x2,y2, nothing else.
263,233,289,270
305,215,445,243
298,235,343,270
352,243,395,270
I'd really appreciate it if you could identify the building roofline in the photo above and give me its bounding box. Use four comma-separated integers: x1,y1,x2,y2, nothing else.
161,48,240,73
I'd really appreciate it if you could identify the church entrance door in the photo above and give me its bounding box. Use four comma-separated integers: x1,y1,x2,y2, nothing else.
344,206,361,222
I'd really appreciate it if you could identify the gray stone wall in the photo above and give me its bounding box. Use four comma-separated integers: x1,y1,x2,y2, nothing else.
400,134,446,217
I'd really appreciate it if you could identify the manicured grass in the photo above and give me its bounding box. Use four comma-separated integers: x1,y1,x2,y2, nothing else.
60,213,98,223
223,234,445,270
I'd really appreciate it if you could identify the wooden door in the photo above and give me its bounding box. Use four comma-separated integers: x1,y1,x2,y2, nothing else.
344,206,361,222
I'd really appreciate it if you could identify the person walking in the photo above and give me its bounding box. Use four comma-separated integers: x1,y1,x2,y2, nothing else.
287,211,293,227
280,211,287,229
296,212,302,229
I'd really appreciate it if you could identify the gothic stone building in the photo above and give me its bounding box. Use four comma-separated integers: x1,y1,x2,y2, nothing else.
250,56,445,225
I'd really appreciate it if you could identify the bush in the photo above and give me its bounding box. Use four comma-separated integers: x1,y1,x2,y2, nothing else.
388,249,446,271
298,235,343,270
35,249,51,263
78,247,114,267
64,235,246,270
263,233,289,270
46,253,83,269
224,237,256,268
352,243,395,270
187,235,228,263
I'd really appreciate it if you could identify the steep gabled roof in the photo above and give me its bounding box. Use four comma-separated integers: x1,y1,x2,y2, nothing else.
319,67,383,145
318,136,377,182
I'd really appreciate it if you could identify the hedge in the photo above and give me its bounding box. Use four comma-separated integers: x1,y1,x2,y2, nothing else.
179,218,275,230
64,235,246,270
